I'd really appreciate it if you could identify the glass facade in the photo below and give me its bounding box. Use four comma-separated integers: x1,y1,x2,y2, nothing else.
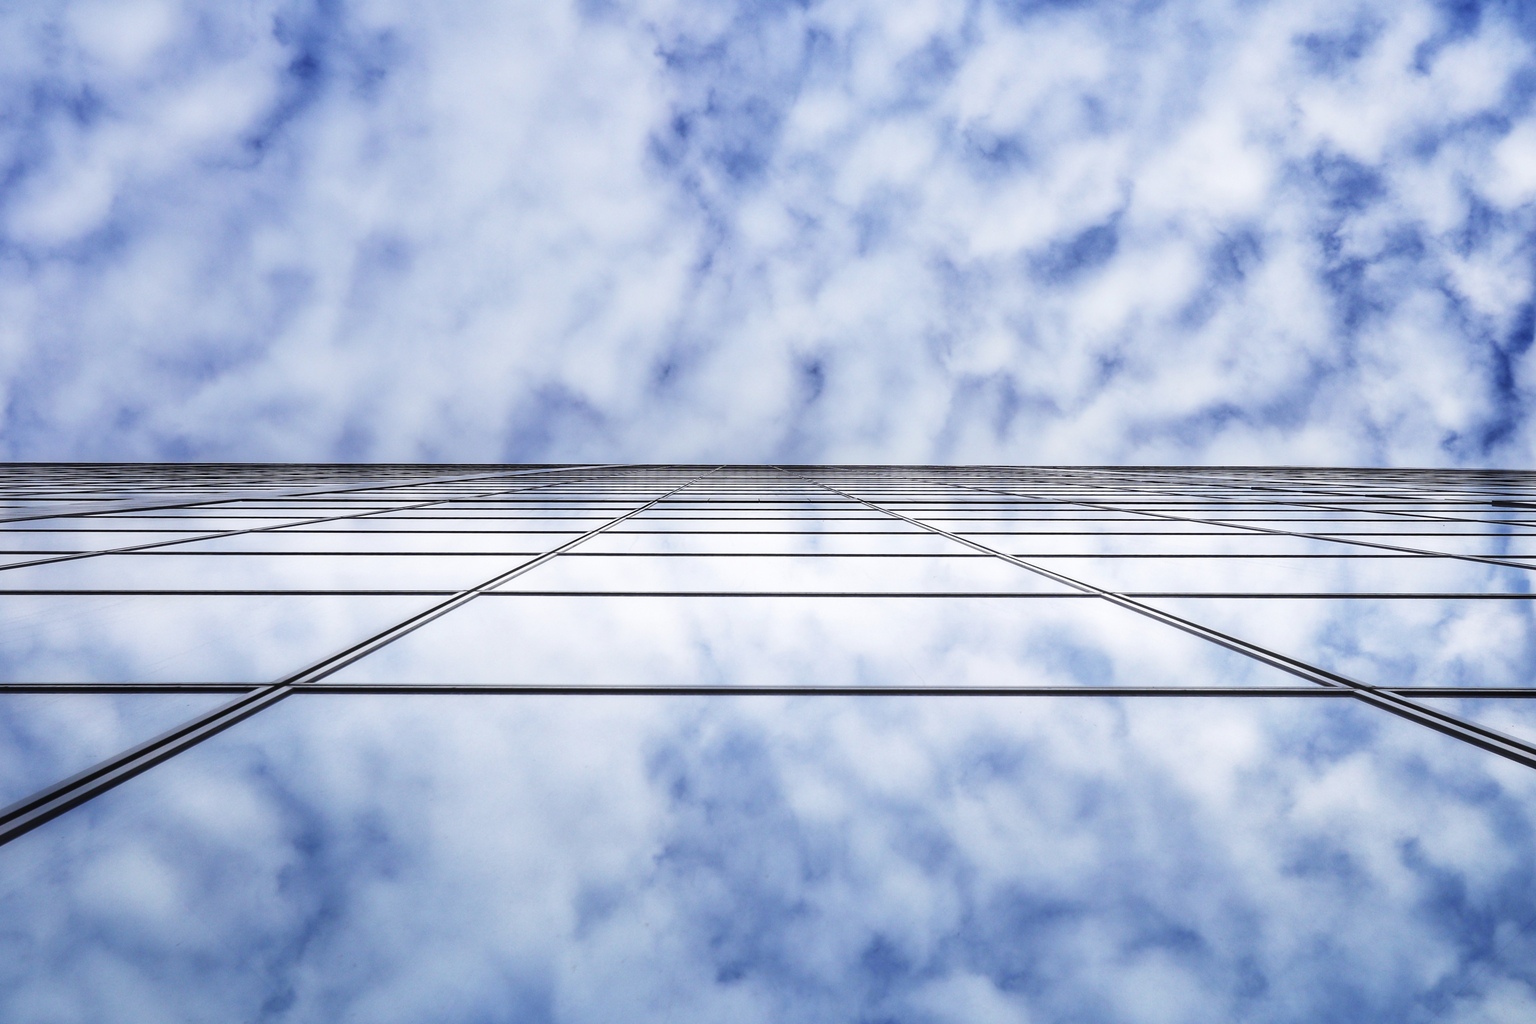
2,464,1534,1021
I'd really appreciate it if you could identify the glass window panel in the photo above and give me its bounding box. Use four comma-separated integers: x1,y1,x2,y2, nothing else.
369,510,619,525
108,512,316,524
331,594,1305,690
1412,697,1536,748
578,531,966,555
492,553,1077,595
288,518,587,534
0,530,229,553
1025,555,1536,595
0,552,532,592
0,691,235,804
613,517,933,535
2,693,1532,1022
1141,597,1536,690
0,595,431,682
999,533,1359,555
1306,534,1536,557
952,520,1245,536
156,532,549,554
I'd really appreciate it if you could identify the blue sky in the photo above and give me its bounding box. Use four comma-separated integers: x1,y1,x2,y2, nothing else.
3,3,1536,1022
3,0,1536,463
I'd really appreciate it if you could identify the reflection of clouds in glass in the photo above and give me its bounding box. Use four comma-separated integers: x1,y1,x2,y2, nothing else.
328,595,1302,691
2,694,1533,1022
0,593,431,683
1418,697,1536,749
1149,596,1536,691
3,468,1535,1018
0,692,231,804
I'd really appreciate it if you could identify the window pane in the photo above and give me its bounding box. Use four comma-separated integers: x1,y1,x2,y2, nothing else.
329,594,1310,691
0,692,235,804
1,465,1534,1023
1,692,1531,1021
1143,597,1536,689
0,595,432,682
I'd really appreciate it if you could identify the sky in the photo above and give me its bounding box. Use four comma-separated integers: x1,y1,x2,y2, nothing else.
3,2,1536,1022
3,0,1536,464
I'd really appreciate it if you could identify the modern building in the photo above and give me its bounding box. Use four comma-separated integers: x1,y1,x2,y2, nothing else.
2,464,1534,1019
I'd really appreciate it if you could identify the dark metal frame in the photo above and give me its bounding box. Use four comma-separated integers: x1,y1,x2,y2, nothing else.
3,463,1536,847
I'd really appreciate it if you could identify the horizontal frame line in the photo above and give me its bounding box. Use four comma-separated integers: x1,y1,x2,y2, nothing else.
0,590,1526,599
4,683,1536,697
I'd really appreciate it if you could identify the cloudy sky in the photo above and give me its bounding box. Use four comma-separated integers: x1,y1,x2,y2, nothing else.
3,0,1536,464
4,3,1536,1023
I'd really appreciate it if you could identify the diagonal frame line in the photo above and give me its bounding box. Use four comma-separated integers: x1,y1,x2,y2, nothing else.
0,466,623,574
788,470,1536,771
0,466,719,848
0,472,601,573
276,467,718,687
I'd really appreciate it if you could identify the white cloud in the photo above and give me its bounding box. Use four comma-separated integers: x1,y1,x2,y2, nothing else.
0,0,1527,464
65,0,180,76
1488,120,1536,209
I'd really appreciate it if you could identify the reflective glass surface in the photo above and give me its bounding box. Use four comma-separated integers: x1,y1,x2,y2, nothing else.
1,465,1534,1023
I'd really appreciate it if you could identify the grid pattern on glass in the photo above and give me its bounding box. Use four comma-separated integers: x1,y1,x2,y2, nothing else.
2,463,1536,848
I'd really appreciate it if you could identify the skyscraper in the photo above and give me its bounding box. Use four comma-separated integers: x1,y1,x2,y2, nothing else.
2,464,1534,1019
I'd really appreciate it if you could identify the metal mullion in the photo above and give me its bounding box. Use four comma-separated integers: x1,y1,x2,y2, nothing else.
7,681,1536,697
554,551,1482,559
5,682,1536,697
0,589,1052,597
605,529,932,535
791,471,1536,771
6,589,1513,599
122,549,551,558
0,466,718,847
